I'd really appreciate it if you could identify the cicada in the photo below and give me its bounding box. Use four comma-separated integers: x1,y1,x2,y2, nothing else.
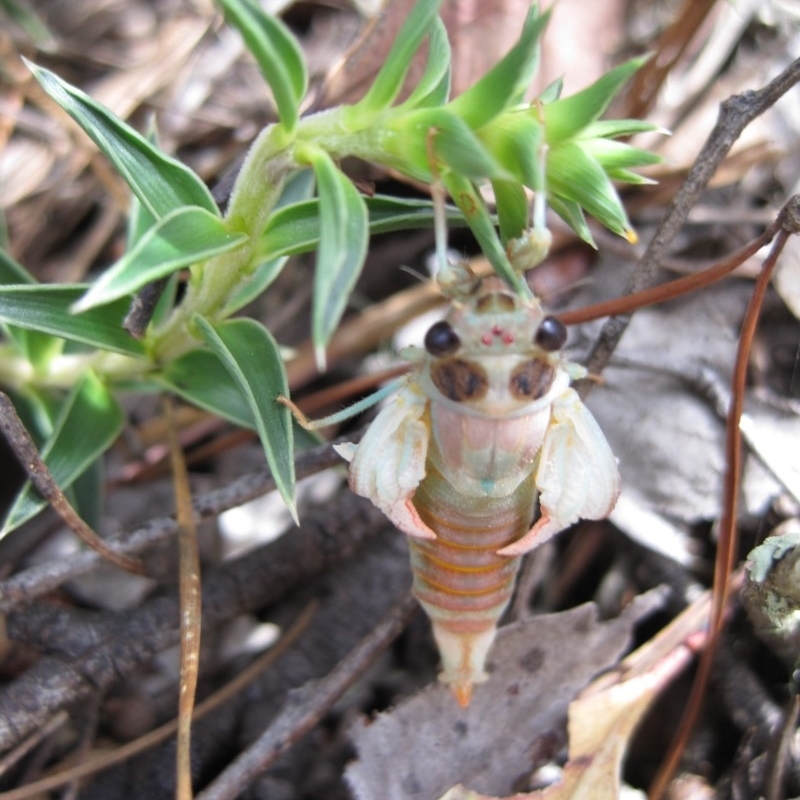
333,264,620,706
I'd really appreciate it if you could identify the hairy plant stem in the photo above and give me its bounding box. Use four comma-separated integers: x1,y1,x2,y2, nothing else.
151,124,294,363
150,106,388,364
0,349,150,393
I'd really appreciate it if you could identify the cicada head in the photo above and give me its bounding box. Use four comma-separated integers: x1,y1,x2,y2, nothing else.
421,277,570,417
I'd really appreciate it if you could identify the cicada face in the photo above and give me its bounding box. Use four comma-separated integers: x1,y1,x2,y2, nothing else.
420,278,569,418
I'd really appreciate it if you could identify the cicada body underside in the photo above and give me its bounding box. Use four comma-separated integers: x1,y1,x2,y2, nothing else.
410,464,533,706
335,271,620,705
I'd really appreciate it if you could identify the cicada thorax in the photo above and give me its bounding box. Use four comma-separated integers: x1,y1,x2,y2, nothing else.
407,279,571,705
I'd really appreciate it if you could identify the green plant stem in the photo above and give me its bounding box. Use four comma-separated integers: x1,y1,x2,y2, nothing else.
152,125,292,362
150,107,391,364
0,349,149,392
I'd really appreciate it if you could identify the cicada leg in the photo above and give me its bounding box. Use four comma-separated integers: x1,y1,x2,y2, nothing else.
498,388,620,557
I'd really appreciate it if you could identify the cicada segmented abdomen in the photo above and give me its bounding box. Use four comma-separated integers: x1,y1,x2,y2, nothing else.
408,464,535,706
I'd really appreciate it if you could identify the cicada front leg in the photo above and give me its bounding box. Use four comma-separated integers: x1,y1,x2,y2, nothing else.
498,387,621,557
333,382,437,541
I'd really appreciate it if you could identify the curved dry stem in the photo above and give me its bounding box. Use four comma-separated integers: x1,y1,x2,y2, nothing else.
649,226,793,799
164,395,202,800
583,56,800,384
0,437,347,613
0,392,145,575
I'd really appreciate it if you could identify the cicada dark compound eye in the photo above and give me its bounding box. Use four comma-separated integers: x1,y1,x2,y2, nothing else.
534,315,568,352
424,320,461,357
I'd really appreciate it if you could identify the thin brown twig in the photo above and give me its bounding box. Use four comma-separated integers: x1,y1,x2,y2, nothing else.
621,0,718,120
0,490,386,752
195,593,419,800
0,435,348,612
649,203,798,798
557,220,779,326
0,712,68,779
0,603,317,800
123,277,169,339
0,392,144,575
583,56,800,385
164,395,202,800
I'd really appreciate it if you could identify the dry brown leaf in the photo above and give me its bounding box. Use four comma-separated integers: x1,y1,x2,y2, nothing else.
741,394,800,508
438,588,717,800
346,593,664,800
438,648,686,800
579,269,749,525
0,137,56,208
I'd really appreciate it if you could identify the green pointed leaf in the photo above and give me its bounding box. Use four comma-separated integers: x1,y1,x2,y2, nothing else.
479,111,544,187
548,195,594,246
358,0,444,113
149,272,180,330
298,146,368,359
126,193,158,252
258,195,460,261
73,207,247,312
387,108,508,183
443,172,529,296
492,179,529,243
277,167,316,207
2,372,125,536
433,113,508,180
193,316,295,518
217,0,307,133
0,248,35,284
0,248,62,364
1,0,54,47
580,138,662,171
543,56,648,143
448,7,550,129
158,348,255,429
548,142,631,237
606,168,657,185
222,255,289,317
14,330,64,370
124,121,161,250
539,76,563,104
365,195,466,232
26,60,218,218
0,285,146,356
581,118,663,139
70,456,104,533
399,16,451,109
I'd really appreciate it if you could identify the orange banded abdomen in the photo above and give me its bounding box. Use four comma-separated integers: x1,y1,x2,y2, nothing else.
408,463,535,705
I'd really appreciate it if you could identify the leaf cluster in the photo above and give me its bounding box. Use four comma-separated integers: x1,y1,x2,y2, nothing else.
0,0,659,531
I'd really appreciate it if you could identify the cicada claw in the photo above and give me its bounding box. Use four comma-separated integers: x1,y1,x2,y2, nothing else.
496,511,561,557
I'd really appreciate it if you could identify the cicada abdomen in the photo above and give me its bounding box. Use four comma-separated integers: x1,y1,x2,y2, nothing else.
409,463,534,706
335,272,620,705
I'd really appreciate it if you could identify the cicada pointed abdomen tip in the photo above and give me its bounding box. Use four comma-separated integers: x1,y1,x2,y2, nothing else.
453,682,473,709
431,621,498,708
